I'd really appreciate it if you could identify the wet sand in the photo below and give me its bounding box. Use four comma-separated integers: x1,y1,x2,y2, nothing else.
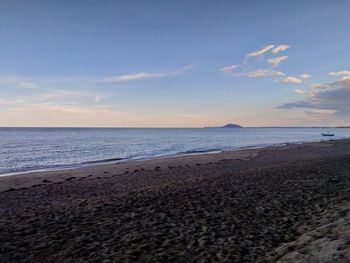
1,139,350,262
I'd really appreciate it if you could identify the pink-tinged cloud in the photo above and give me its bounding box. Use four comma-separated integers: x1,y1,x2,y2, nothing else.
247,45,275,58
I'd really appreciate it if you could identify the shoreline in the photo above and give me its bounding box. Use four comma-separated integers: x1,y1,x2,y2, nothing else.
1,138,350,261
0,136,344,178
0,138,346,193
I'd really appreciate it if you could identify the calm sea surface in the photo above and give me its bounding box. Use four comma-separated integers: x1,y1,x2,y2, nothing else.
0,127,349,175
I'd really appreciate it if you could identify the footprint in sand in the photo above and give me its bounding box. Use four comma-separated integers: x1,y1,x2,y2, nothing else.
65,177,76,181
42,179,52,183
5,188,16,192
31,184,43,188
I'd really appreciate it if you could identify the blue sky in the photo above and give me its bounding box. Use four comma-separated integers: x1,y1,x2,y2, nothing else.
0,0,349,127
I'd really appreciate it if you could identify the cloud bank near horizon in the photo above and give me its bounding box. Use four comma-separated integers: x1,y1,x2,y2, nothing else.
279,76,350,116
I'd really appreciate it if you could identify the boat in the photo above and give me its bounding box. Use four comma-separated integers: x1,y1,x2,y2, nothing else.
322,133,334,136
322,130,334,136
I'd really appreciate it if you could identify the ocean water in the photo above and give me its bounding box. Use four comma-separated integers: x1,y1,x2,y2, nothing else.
0,127,349,175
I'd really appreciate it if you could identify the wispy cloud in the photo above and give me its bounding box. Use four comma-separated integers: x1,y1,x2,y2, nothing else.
0,64,194,89
0,74,97,93
0,87,103,111
247,69,285,78
282,76,303,84
294,89,307,95
222,44,291,78
102,72,165,82
329,70,350,79
300,74,311,80
0,102,132,127
306,109,337,116
271,45,291,54
40,89,85,99
17,82,39,89
100,65,193,82
220,64,239,73
267,55,288,66
0,98,26,106
309,82,325,93
282,74,311,84
247,45,275,58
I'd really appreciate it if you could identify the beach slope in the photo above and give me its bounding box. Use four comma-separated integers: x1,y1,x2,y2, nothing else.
1,139,350,262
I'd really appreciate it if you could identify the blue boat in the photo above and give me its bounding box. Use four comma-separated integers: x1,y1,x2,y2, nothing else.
322,130,334,136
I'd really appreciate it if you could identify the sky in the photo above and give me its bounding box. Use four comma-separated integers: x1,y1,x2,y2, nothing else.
0,0,349,127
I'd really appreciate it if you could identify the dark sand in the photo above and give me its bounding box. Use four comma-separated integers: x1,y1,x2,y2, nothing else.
1,139,350,262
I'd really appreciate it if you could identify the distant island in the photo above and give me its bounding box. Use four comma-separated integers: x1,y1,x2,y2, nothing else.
205,123,243,128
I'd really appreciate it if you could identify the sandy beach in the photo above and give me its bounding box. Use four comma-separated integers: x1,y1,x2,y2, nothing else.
1,139,350,262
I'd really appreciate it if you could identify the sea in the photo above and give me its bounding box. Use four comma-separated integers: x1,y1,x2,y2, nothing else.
1,127,349,175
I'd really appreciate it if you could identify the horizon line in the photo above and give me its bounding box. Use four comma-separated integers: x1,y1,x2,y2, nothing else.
1,126,349,129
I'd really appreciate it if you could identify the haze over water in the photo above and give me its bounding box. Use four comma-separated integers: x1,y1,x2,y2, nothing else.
1,127,349,175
